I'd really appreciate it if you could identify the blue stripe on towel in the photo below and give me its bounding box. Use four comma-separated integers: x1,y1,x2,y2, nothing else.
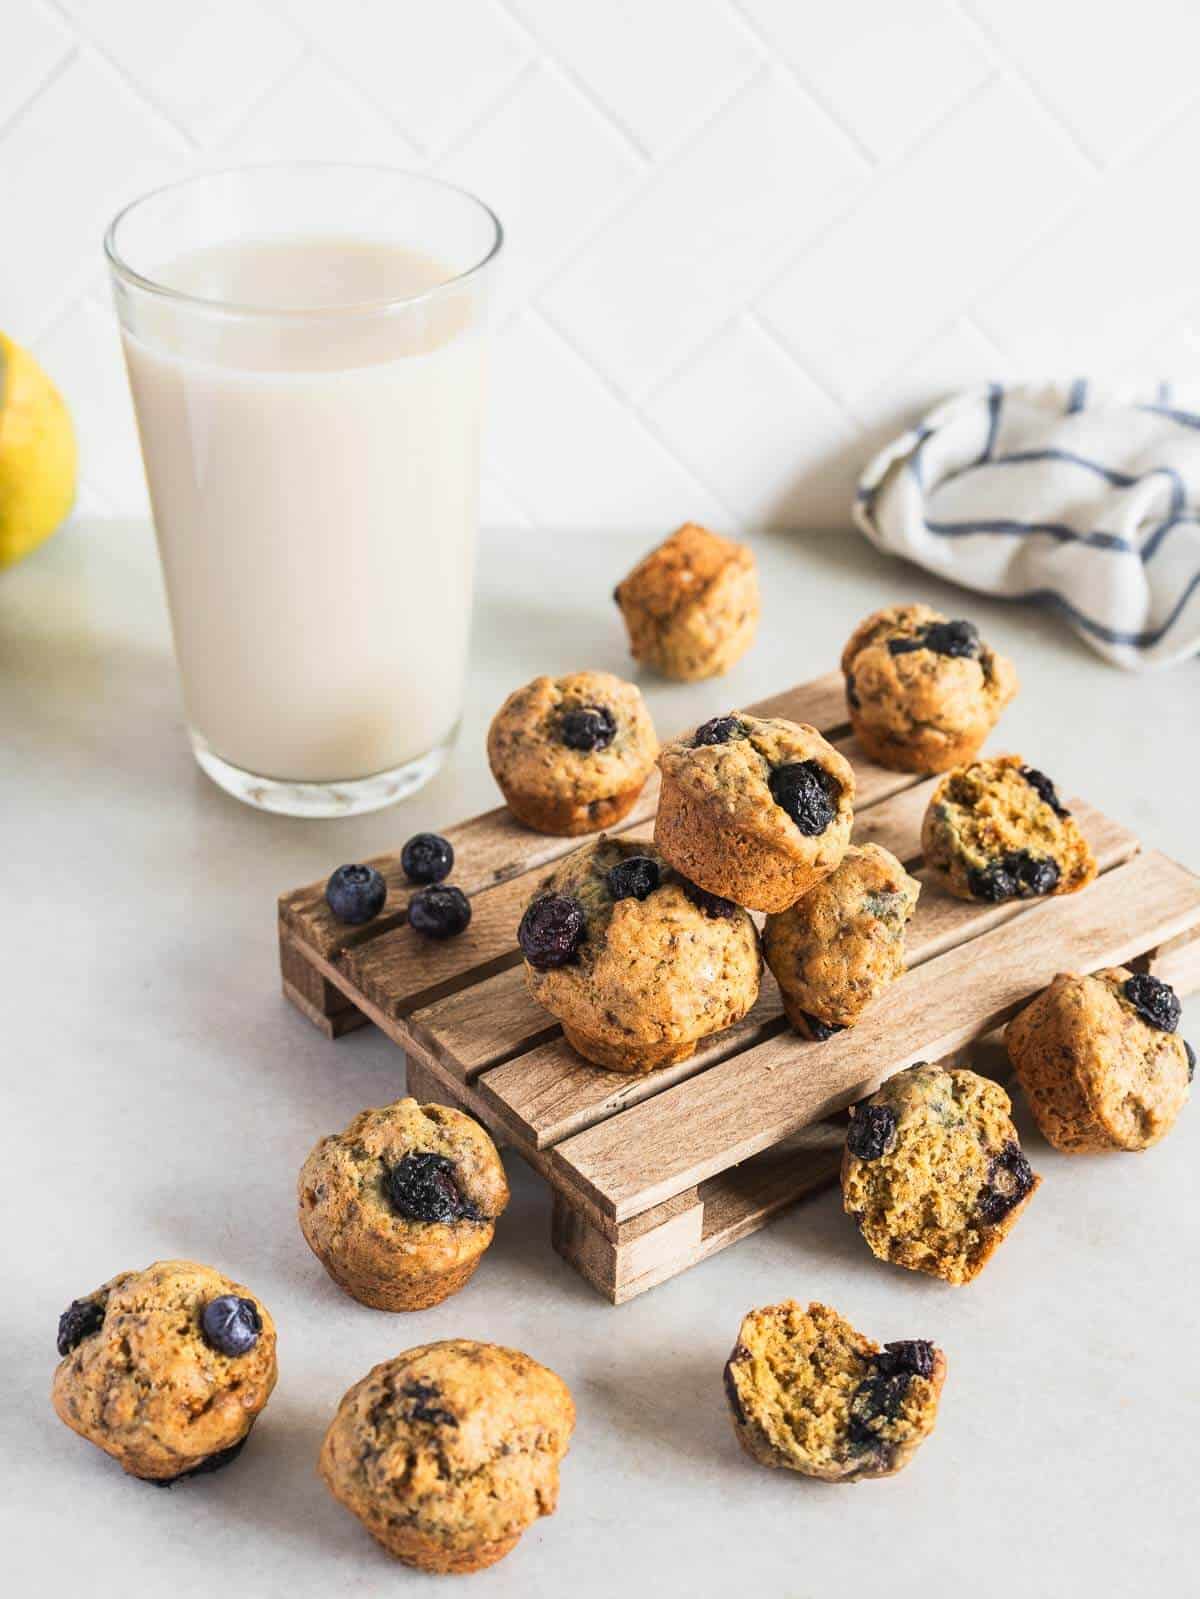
980,383,1002,463
1012,567,1200,649
1066,378,1087,413
1137,402,1200,431
924,517,1136,553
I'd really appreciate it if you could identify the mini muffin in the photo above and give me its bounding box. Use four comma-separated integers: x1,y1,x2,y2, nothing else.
841,603,1018,773
654,713,855,914
320,1340,574,1574
298,1098,509,1310
518,835,761,1073
762,843,920,1039
723,1301,946,1482
1006,969,1193,1153
51,1259,277,1482
842,1062,1040,1284
487,669,657,836
921,754,1096,903
614,522,759,681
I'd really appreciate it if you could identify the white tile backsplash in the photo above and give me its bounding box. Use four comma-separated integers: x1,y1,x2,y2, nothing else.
6,0,1200,530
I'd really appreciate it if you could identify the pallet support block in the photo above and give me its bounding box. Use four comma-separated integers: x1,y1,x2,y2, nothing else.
278,671,1200,1303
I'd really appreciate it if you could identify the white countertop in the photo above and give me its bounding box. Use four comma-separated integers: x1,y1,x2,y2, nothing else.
4,518,1196,1599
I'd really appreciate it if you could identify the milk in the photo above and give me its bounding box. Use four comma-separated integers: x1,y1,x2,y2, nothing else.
121,236,484,784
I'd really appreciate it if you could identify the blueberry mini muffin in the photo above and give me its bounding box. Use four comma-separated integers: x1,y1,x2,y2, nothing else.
298,1098,509,1310
654,713,855,914
922,754,1095,904
519,836,761,1073
841,603,1018,773
842,1063,1040,1284
1006,969,1193,1153
614,522,759,681
762,843,920,1039
487,669,657,836
724,1301,946,1483
51,1259,277,1483
320,1341,574,1575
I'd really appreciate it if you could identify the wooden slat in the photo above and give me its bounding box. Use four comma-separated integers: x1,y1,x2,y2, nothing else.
474,800,1137,1150
279,671,848,958
552,850,1200,1222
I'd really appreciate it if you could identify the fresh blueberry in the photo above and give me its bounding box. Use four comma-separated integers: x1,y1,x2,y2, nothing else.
977,1141,1035,1224
1020,766,1070,817
768,760,840,836
401,832,454,885
325,864,387,925
56,1297,106,1357
797,1010,845,1042
1123,973,1181,1033
559,704,616,752
519,894,586,969
408,885,472,940
606,855,661,902
682,879,738,919
693,715,741,747
846,1103,897,1162
888,619,981,660
200,1296,262,1357
384,1153,475,1223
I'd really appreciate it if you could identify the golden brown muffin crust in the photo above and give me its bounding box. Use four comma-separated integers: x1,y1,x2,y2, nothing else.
763,843,920,1033
724,1300,946,1482
298,1098,509,1310
614,523,759,681
521,836,761,1073
1006,968,1192,1152
51,1259,277,1481
842,603,1018,773
320,1340,574,1574
487,670,658,835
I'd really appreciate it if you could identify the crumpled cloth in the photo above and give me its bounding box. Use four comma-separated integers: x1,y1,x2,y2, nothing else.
853,380,1200,669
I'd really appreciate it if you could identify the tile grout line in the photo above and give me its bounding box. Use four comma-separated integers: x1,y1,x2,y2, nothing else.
0,39,76,149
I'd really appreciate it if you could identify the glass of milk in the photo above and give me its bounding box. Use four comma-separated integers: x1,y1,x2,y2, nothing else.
105,166,501,817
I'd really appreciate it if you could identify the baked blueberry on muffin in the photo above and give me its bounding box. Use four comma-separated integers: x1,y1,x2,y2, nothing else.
320,1340,574,1574
613,522,759,681
654,713,855,914
1006,968,1193,1152
762,843,919,1039
921,754,1096,903
842,1063,1040,1284
486,670,657,836
518,835,761,1073
51,1259,277,1482
723,1301,946,1482
298,1098,509,1310
841,603,1018,773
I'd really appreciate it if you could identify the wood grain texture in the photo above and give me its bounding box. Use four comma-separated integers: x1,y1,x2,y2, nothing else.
474,800,1137,1151
279,671,847,960
553,850,1200,1221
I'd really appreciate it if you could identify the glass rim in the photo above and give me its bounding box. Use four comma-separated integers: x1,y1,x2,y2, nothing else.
104,162,504,319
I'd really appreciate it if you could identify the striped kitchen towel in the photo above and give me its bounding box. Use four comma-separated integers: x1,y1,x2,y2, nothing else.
853,379,1200,669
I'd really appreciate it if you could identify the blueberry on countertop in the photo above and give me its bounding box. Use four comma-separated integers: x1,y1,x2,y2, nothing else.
408,885,472,940
606,856,661,902
325,863,387,925
519,894,586,969
401,832,454,885
200,1295,262,1357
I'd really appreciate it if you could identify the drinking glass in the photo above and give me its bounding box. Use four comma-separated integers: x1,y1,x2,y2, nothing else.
106,165,501,816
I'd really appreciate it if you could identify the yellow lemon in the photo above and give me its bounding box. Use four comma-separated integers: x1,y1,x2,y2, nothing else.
0,332,77,568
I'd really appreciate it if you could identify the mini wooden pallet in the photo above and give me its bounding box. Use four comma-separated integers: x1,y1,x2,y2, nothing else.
279,672,1200,1303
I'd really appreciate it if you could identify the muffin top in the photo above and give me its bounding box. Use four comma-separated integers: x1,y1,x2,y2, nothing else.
922,753,1096,900
657,713,855,859
299,1099,509,1265
614,522,754,625
321,1341,574,1552
51,1259,278,1476
842,603,1017,736
486,670,657,805
518,835,761,1049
